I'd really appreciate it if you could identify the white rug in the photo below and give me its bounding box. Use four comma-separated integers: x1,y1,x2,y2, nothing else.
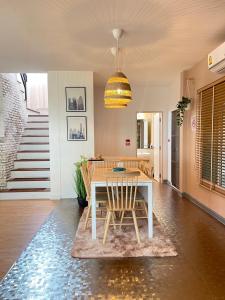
72,208,177,258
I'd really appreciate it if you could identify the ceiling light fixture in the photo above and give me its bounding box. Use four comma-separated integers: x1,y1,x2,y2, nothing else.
104,28,132,109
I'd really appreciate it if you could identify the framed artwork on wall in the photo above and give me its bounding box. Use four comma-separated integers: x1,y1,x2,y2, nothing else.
65,87,86,112
67,116,87,141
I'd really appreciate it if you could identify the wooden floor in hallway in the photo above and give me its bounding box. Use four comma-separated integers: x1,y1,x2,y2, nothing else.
0,200,57,279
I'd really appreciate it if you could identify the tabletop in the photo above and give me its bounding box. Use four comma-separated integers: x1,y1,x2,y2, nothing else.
91,167,152,184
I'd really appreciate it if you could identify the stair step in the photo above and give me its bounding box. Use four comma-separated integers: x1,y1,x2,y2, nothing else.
20,142,49,145
15,158,49,161
25,128,49,130
11,168,50,178
27,121,49,123
18,150,49,153
13,168,50,171
14,160,50,168
28,115,49,122
22,136,49,143
19,143,49,151
26,122,49,128
8,177,50,182
23,129,49,136
17,151,50,159
7,177,50,189
28,115,48,117
0,188,50,193
0,189,51,199
22,135,49,137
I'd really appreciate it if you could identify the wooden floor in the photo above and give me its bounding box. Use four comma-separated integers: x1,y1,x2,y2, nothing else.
0,200,57,279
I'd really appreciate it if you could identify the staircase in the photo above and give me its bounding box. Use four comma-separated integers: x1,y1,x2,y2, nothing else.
0,114,51,200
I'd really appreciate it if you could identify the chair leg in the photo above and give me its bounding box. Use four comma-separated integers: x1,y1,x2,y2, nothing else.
84,205,91,229
143,201,148,217
103,211,111,244
132,210,141,244
119,211,125,230
111,212,116,230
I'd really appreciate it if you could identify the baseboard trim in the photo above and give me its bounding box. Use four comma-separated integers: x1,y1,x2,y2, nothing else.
164,180,183,197
183,192,225,226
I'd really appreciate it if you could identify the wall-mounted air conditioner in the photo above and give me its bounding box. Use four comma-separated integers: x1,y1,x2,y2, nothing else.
208,41,225,73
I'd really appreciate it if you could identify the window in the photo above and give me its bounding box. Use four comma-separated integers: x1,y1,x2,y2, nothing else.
197,78,225,195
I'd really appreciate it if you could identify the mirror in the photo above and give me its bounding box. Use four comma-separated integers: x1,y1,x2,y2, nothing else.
137,113,153,149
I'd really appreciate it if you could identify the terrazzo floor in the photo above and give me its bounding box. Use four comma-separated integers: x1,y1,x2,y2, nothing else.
0,183,225,299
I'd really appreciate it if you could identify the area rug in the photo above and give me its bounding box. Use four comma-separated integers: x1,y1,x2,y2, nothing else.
72,208,177,258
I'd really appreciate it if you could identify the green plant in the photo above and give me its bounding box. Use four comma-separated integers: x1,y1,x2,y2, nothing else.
176,97,191,127
74,156,87,199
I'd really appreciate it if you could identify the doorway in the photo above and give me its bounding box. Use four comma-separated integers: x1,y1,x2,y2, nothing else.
136,112,162,182
171,110,180,189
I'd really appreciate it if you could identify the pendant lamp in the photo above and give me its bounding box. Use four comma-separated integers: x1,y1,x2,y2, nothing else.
104,29,132,109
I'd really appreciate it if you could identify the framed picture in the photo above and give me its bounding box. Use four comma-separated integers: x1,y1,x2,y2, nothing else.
65,87,86,112
67,116,87,141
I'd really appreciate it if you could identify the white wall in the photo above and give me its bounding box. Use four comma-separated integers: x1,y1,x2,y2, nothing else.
48,71,94,199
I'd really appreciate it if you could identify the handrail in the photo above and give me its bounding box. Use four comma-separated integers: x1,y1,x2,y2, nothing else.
20,73,27,101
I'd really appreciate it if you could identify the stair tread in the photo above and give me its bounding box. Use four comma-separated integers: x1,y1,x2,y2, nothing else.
22,135,49,137
18,150,49,153
20,142,49,145
13,168,50,171
25,128,49,130
27,121,49,123
15,158,50,161
0,188,50,193
8,177,50,182
28,115,49,117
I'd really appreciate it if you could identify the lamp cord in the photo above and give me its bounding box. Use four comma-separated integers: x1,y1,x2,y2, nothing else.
116,37,119,72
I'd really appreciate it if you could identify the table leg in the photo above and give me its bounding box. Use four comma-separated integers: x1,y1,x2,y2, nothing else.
147,182,153,238
91,183,97,239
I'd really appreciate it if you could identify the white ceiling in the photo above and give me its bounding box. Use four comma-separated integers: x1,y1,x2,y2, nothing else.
0,0,225,86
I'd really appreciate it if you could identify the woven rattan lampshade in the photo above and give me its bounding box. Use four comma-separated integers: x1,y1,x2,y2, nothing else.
105,103,127,108
104,72,132,108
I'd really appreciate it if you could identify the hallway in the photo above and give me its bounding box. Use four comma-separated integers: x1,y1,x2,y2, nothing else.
0,183,224,299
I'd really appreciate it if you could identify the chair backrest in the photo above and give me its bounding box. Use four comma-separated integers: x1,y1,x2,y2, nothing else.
91,159,143,169
91,160,119,168
80,164,91,200
139,160,152,178
106,171,140,210
122,160,140,168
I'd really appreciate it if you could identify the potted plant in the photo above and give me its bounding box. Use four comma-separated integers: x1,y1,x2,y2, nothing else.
74,156,88,208
176,96,191,127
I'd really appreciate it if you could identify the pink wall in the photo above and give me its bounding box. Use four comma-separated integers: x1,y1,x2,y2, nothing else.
182,57,225,218
94,82,180,180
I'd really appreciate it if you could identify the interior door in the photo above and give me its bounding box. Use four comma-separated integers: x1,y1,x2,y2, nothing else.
153,113,161,182
171,110,180,189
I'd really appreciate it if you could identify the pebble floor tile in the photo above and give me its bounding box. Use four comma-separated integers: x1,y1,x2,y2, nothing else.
0,184,225,299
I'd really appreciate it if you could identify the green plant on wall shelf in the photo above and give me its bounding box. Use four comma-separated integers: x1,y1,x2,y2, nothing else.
176,97,191,127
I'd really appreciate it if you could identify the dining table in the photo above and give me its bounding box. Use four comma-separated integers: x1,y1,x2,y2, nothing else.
90,167,153,240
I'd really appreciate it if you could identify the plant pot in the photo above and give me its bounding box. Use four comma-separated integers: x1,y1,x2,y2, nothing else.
77,196,88,208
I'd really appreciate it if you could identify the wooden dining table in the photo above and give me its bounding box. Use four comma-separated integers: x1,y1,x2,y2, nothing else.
90,167,153,240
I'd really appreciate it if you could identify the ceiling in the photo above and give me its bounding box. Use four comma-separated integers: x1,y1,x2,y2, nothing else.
0,0,225,86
